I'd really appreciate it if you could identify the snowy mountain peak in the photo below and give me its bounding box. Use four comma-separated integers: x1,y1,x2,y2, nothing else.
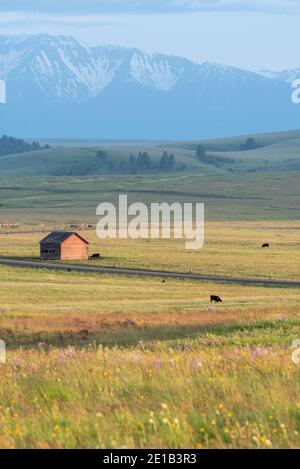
0,34,196,102
1,34,299,140
129,51,184,91
1,33,284,104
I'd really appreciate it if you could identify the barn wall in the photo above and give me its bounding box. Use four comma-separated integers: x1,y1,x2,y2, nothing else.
40,243,61,260
60,235,89,260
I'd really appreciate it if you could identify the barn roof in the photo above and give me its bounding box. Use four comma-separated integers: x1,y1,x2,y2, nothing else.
40,232,89,245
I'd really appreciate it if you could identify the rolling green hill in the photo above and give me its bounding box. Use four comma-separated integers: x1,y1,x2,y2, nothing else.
169,128,300,152
0,144,216,177
0,129,300,176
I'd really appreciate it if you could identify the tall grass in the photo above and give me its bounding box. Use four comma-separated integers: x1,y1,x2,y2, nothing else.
0,343,299,448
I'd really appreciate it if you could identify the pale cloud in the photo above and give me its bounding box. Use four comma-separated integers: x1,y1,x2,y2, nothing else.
1,0,300,14
0,11,126,27
168,0,300,13
1,2,299,71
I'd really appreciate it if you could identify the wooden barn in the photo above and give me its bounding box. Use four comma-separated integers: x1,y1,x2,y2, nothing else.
40,232,89,260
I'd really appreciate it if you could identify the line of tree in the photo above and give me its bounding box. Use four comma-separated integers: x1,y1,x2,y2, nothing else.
0,134,50,157
96,150,183,174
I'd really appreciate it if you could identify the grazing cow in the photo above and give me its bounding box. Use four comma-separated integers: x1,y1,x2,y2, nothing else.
90,253,100,260
262,243,270,248
210,295,222,303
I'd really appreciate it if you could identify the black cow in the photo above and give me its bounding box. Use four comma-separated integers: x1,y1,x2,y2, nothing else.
262,243,270,248
210,295,223,303
90,253,100,260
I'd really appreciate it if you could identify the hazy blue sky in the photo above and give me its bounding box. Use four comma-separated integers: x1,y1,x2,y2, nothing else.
0,0,299,71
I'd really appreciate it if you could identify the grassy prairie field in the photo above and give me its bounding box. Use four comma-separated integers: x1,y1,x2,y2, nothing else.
1,221,300,280
0,171,300,225
0,263,299,448
0,218,300,448
0,139,300,448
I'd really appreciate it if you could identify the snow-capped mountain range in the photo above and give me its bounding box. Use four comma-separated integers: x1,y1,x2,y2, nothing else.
0,34,299,138
0,34,201,102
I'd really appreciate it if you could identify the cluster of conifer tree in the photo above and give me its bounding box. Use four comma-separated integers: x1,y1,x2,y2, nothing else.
0,134,50,156
96,150,182,174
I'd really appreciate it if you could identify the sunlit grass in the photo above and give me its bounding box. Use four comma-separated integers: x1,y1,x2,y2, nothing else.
0,344,299,448
1,221,300,280
0,220,300,448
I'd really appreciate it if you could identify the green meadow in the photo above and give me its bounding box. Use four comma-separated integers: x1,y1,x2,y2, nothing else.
0,129,300,448
0,262,300,448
